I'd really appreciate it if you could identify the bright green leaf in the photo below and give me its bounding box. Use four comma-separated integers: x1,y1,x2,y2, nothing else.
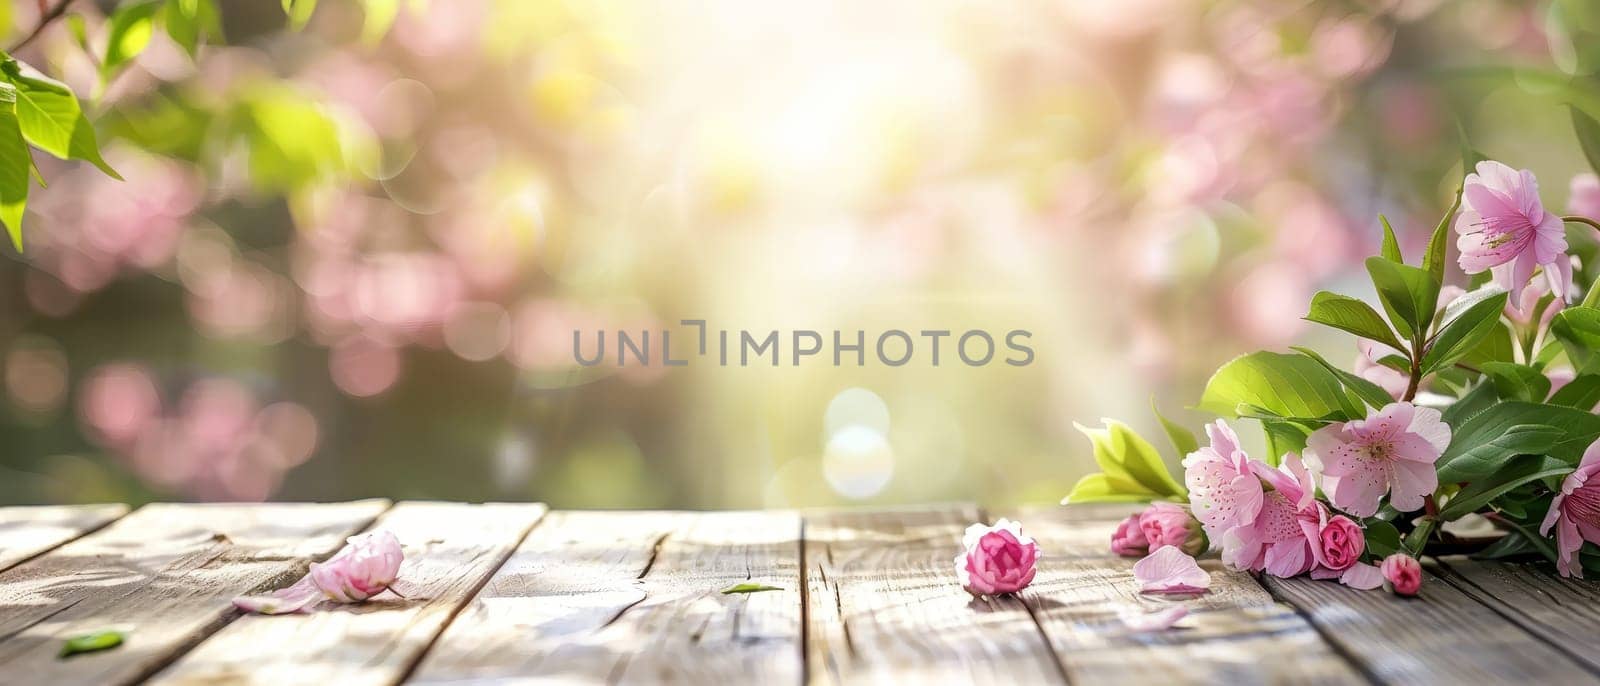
58,630,124,659
720,582,782,594
1151,399,1198,459
1366,256,1440,343
1423,191,1461,285
361,0,400,46
1420,288,1508,375
1550,374,1600,409
1073,420,1185,500
1061,473,1157,504
283,0,318,30
1439,455,1572,521
102,0,162,83
1438,400,1600,481
1378,214,1403,263
1551,307,1600,374
1479,362,1551,403
1199,351,1355,421
1291,347,1395,410
7,69,119,178
0,83,30,251
1304,291,1406,353
1363,520,1401,559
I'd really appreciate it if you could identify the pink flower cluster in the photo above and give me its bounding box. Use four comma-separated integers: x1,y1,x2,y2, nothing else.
1173,405,1448,590
1111,501,1207,557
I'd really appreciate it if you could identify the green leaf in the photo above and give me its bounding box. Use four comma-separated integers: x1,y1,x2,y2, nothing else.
1363,520,1401,559
1420,288,1508,375
720,582,782,594
1151,399,1198,458
1062,473,1158,504
1423,191,1462,285
1461,320,1515,368
1497,516,1560,566
1479,362,1552,403
1439,455,1572,521
282,0,318,30
0,83,31,251
6,69,119,178
1366,256,1440,343
1073,420,1185,500
102,0,161,83
1551,307,1600,374
1304,291,1406,353
1442,380,1498,427
1575,104,1600,178
163,0,220,58
1378,214,1403,263
1471,530,1536,560
1291,346,1394,410
361,0,400,46
58,630,124,658
1550,374,1600,409
1262,419,1312,467
1199,351,1357,421
1438,400,1600,481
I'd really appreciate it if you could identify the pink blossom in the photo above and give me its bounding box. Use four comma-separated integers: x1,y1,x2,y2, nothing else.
1354,339,1408,400
1454,161,1570,303
955,519,1038,596
1138,502,1207,555
1380,554,1423,595
1315,515,1364,572
1183,420,1264,539
1220,454,1320,576
1570,173,1600,221
1540,439,1600,578
1306,402,1450,517
1111,514,1148,557
1133,545,1211,594
234,530,405,613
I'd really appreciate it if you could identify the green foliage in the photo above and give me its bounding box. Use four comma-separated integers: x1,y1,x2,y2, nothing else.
1304,291,1405,353
1438,401,1600,482
1292,347,1393,410
1064,420,1185,504
720,582,782,594
1420,288,1508,375
1363,519,1401,559
1551,307,1600,374
58,630,124,659
1439,456,1572,521
0,83,29,252
1575,102,1600,178
163,0,222,58
1199,351,1357,421
1151,400,1198,458
1479,362,1551,403
1422,192,1459,286
283,0,318,30
103,0,163,84
1365,256,1439,343
1550,374,1600,409
3,64,118,178
1378,215,1403,263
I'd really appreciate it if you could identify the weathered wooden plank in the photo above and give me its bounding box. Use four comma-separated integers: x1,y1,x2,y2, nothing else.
1025,505,1364,685
0,500,389,686
0,505,128,573
410,510,802,684
147,501,545,686
806,504,1064,685
1432,556,1600,676
1264,559,1599,684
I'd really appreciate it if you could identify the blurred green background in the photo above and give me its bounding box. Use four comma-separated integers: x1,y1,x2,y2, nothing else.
3,0,1600,509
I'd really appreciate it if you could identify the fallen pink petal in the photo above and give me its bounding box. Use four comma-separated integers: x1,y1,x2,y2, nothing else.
233,530,405,614
1133,546,1212,595
1121,605,1189,633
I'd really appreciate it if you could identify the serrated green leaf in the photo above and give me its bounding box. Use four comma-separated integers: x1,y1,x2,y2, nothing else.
1291,346,1395,410
58,630,124,658
1366,256,1440,343
1439,455,1571,521
1552,307,1600,374
1479,362,1551,403
0,83,30,251
1073,420,1185,500
7,70,119,178
1305,291,1406,353
1550,374,1600,409
1379,214,1403,263
719,582,782,594
1421,289,1508,375
1199,351,1357,421
1151,399,1198,459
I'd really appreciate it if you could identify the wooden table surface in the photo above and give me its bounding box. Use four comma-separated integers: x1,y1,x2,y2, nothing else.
0,501,1596,685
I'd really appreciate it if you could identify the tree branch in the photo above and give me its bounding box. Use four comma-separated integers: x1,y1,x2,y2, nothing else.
9,0,78,53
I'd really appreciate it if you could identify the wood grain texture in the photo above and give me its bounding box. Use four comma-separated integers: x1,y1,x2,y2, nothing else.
1263,561,1598,684
0,500,389,686
806,504,1064,685
148,501,546,686
1029,505,1364,685
410,509,802,685
0,504,128,573
1433,556,1600,676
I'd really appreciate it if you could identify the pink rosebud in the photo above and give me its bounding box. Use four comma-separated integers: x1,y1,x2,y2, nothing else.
1137,502,1207,556
1316,515,1365,572
1380,553,1423,596
955,519,1039,596
233,530,405,614
1111,513,1149,557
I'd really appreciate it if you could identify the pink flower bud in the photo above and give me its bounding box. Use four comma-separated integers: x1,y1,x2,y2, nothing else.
1317,515,1364,571
1380,553,1422,596
955,519,1039,596
1138,502,1207,556
1110,513,1149,557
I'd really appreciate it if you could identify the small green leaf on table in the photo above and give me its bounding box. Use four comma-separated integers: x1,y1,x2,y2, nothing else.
59,630,124,659
721,583,783,594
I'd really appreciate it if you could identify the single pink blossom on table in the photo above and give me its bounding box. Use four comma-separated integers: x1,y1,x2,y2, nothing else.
1354,339,1408,400
1306,402,1451,517
1315,514,1365,573
233,530,405,614
1138,502,1207,556
1133,545,1211,594
1111,514,1148,557
1455,160,1570,303
1220,454,1320,577
955,518,1038,596
1183,420,1264,539
1540,439,1600,578
1570,173,1600,222
1381,554,1423,595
